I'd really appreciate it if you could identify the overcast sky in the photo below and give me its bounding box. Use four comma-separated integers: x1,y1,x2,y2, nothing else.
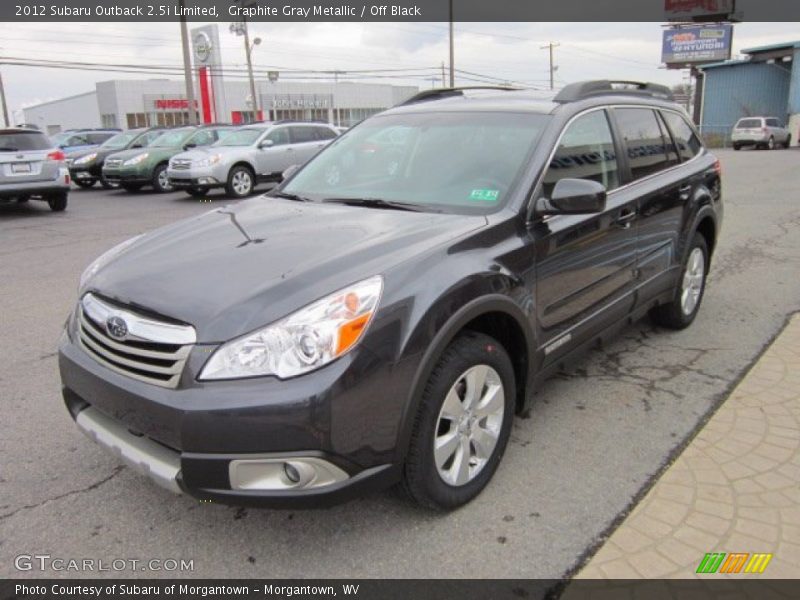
1,21,796,120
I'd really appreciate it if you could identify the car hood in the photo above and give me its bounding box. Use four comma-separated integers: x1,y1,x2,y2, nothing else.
87,197,487,342
172,146,246,161
106,147,176,162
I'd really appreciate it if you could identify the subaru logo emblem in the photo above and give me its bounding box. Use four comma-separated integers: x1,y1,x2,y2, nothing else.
106,316,128,341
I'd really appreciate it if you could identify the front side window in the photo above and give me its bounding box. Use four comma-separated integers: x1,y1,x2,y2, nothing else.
614,108,674,181
661,111,702,161
282,111,550,214
265,127,290,146
543,110,620,197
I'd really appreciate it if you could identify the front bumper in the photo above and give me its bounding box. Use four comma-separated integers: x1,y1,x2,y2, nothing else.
58,322,405,508
167,166,225,189
102,165,150,185
69,164,102,181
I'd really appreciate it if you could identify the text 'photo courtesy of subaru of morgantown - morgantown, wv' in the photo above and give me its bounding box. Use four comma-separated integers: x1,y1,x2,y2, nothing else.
59,81,722,510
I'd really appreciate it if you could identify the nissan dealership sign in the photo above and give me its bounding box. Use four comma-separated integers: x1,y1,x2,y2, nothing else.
664,0,736,21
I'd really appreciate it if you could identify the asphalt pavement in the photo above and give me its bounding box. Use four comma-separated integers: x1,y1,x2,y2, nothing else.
1,149,799,579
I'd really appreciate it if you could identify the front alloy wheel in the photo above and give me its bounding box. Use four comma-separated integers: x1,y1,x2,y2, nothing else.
226,166,253,198
152,164,173,193
401,331,515,510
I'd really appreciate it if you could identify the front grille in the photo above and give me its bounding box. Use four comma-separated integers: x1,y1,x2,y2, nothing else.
105,158,123,168
171,159,192,170
77,294,195,389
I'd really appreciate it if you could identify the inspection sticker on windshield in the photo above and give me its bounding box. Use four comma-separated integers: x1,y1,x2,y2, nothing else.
469,189,500,202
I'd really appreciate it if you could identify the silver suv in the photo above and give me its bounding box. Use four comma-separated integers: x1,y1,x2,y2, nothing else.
732,116,792,150
0,128,71,211
167,121,339,198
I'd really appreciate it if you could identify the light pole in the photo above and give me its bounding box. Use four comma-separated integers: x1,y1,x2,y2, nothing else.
0,69,9,127
230,21,261,121
448,0,455,87
178,0,197,124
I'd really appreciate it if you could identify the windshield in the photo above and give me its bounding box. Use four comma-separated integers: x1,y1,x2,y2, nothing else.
50,132,70,145
214,128,264,147
282,111,550,214
101,131,138,149
149,129,194,147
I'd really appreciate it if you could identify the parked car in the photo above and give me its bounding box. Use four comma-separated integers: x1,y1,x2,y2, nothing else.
102,125,233,193
0,127,70,211
731,116,791,150
167,121,338,198
50,129,120,154
60,81,722,510
67,127,167,189
167,121,339,198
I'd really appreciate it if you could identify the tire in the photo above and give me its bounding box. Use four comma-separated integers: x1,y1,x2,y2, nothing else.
732,143,741,151
401,331,515,510
767,136,775,150
225,165,254,198
650,232,709,330
74,179,97,189
186,186,210,198
784,135,792,149
16,195,30,203
151,164,173,193
120,183,143,193
47,192,68,212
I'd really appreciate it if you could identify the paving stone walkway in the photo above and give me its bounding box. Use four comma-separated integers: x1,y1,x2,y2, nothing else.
576,314,800,578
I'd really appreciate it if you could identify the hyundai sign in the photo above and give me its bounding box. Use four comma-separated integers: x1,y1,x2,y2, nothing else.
662,24,733,67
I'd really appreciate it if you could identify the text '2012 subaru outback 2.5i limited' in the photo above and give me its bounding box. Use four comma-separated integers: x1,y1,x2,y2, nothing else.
59,81,722,510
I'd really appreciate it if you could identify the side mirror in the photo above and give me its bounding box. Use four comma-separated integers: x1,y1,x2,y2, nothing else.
259,139,275,149
281,164,300,181
183,143,196,151
535,179,607,216
131,143,143,149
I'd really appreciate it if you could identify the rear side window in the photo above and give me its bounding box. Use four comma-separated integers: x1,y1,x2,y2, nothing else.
662,111,703,162
543,110,620,197
765,118,780,127
0,131,52,151
614,108,675,181
314,127,337,141
736,118,762,129
289,126,317,144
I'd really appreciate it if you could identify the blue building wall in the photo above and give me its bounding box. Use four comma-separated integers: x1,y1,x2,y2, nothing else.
790,49,800,115
700,62,792,139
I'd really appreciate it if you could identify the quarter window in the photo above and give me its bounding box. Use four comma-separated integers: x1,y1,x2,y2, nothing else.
543,110,620,197
615,108,675,181
661,111,702,162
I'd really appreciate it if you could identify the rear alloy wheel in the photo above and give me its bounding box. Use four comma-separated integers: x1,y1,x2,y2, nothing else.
767,136,775,150
152,164,173,193
74,179,97,189
784,135,792,149
650,232,708,330
47,192,68,212
401,331,515,510
225,166,254,198
187,186,210,198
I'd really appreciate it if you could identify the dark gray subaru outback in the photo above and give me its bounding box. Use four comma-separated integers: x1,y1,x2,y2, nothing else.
59,81,722,510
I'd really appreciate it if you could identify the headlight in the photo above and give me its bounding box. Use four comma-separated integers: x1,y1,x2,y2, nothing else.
123,153,149,166
74,152,97,165
193,154,223,168
79,234,144,290
199,275,383,381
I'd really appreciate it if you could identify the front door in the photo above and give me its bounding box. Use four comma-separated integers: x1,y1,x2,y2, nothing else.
532,108,638,364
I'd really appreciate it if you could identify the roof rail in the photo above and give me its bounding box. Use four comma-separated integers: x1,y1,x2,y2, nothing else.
400,86,521,106
554,80,674,103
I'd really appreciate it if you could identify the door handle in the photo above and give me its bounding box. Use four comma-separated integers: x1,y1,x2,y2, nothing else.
678,184,692,200
615,209,636,229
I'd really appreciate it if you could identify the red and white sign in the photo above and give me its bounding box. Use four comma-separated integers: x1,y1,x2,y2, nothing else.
665,0,735,21
154,99,199,111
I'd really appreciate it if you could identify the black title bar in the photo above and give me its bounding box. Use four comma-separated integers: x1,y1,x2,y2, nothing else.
2,0,799,22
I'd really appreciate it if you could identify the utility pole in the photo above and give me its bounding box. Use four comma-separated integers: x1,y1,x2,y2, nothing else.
441,62,446,87
242,19,260,120
0,69,9,127
540,42,560,90
178,0,197,125
448,0,455,87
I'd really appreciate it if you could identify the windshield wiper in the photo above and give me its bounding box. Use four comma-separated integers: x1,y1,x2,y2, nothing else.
322,197,435,212
269,191,313,203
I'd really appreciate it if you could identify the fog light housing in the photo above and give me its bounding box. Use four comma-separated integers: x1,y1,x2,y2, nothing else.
229,456,349,491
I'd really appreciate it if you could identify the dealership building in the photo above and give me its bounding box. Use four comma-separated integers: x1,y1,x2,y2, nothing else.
697,40,800,145
22,79,419,134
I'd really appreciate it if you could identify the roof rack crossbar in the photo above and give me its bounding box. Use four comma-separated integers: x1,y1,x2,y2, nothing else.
400,86,521,106
554,80,674,103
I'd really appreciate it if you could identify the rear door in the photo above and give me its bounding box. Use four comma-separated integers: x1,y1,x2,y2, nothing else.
611,107,696,304
288,125,324,164
533,108,638,363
